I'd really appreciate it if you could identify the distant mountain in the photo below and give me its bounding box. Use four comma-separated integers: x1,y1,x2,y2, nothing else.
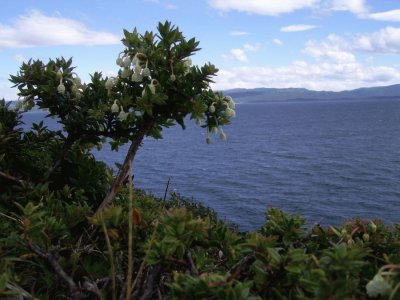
224,84,400,103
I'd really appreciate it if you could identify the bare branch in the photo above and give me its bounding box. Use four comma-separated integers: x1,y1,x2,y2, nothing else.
27,244,82,300
0,170,23,184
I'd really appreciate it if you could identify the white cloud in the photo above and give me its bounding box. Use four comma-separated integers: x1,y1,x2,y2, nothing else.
0,10,120,49
280,24,317,32
213,61,400,92
222,43,259,62
242,43,259,51
368,9,400,22
208,0,319,16
272,38,283,46
226,48,248,62
355,27,400,54
304,34,355,64
330,0,369,16
305,28,400,56
230,31,249,36
213,31,400,92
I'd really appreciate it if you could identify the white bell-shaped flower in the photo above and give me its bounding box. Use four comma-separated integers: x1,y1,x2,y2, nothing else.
209,104,215,113
366,274,392,297
111,100,119,113
105,77,115,90
57,82,65,94
122,56,132,68
56,69,63,80
220,129,227,141
118,110,128,121
121,68,131,79
143,67,151,77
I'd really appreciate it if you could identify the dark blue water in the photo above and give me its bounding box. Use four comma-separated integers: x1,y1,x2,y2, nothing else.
22,99,400,230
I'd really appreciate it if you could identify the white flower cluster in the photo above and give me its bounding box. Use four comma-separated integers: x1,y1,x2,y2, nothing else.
107,51,160,121
56,69,83,100
205,95,235,144
110,99,128,121
116,52,151,83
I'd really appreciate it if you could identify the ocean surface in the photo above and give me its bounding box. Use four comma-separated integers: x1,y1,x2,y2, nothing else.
22,99,400,230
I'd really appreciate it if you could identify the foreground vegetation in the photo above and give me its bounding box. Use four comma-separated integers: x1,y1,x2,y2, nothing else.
1,21,399,299
1,158,400,299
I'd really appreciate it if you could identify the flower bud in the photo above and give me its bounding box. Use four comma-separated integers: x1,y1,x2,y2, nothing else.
118,110,128,121
132,73,143,83
220,130,227,141
362,233,370,242
56,69,63,80
370,221,377,233
74,76,82,87
209,105,215,113
122,56,132,68
211,127,218,134
105,77,115,90
116,54,123,66
170,74,176,82
111,100,119,113
143,67,151,77
227,98,235,109
225,108,235,118
57,82,65,94
184,58,192,68
366,274,392,297
121,68,131,79
134,64,141,74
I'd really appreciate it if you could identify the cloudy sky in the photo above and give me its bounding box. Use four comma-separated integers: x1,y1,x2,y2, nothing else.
1,0,400,99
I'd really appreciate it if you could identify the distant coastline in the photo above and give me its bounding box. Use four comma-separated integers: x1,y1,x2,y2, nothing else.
224,84,400,103
6,83,400,105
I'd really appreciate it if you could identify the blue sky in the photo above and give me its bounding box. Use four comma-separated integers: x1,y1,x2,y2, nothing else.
1,0,400,100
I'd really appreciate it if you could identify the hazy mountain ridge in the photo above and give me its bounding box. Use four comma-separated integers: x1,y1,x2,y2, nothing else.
224,84,400,103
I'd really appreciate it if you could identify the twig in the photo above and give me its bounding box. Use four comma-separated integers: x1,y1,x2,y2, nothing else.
101,215,117,300
27,243,82,299
163,177,170,201
228,254,255,281
138,265,162,300
42,134,76,180
6,282,38,300
0,170,22,184
131,220,159,292
186,251,199,277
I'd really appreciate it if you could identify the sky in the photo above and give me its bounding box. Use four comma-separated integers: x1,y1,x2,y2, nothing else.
1,0,400,100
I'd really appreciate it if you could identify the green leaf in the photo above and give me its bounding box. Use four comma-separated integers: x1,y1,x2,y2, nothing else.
267,247,281,264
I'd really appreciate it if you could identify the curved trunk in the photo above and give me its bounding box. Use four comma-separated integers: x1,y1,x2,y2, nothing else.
96,123,152,213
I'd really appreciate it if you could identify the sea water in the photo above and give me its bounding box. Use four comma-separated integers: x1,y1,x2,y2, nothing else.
22,99,400,230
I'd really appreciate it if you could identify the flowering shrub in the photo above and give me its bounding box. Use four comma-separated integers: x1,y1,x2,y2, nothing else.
9,21,236,210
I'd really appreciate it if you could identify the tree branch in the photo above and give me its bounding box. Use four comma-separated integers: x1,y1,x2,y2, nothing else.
42,134,76,180
0,170,22,184
186,251,199,277
27,244,82,300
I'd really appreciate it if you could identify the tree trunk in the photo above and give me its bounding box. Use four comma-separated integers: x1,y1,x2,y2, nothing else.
96,123,152,213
